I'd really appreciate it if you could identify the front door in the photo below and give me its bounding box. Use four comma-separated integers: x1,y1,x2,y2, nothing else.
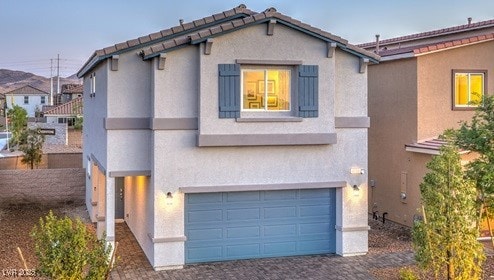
115,177,124,221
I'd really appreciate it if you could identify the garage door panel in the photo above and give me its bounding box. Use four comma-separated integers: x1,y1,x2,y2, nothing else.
264,206,297,219
263,224,297,237
300,222,331,234
227,244,260,257
226,191,260,202
187,246,223,261
187,193,223,204
264,242,297,255
264,190,297,200
227,226,260,239
300,188,331,199
300,205,330,217
187,209,223,223
185,189,336,263
226,208,260,221
188,228,223,241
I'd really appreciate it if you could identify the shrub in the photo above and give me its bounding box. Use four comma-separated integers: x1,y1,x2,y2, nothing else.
31,211,112,280
399,268,419,280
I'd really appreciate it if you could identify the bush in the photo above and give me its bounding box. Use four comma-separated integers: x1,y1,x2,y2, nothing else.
399,268,419,280
31,211,112,280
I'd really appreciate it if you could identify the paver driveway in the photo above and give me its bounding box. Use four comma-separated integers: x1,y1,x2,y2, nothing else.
110,223,415,280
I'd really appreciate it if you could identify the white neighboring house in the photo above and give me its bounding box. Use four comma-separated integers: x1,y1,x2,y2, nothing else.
43,97,82,127
4,85,49,117
77,5,379,270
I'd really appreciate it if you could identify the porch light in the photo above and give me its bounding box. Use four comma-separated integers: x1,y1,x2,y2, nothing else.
166,192,173,205
352,185,360,196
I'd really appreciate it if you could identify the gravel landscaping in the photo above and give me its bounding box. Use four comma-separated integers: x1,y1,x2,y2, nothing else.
1,204,493,279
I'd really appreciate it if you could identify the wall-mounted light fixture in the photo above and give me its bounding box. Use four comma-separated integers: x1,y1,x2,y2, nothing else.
352,184,360,196
166,192,173,205
350,168,365,175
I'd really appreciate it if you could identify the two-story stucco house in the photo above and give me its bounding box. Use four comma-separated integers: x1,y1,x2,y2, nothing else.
4,85,49,117
360,18,494,227
77,5,379,270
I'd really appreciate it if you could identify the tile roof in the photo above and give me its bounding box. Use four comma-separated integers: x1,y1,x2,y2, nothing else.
359,18,494,49
3,85,49,95
377,33,494,58
405,138,468,155
78,5,379,77
43,97,82,116
61,84,83,94
78,5,255,77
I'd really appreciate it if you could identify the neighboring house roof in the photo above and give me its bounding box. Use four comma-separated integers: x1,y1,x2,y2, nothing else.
405,138,469,155
359,18,494,49
377,32,494,60
61,84,83,94
43,97,82,116
78,5,379,77
3,85,49,96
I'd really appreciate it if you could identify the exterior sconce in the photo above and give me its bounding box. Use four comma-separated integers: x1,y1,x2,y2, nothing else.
352,185,360,196
166,192,173,205
350,168,365,175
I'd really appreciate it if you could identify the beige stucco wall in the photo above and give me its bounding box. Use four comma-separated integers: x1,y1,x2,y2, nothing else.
368,58,419,225
417,40,494,140
368,40,494,227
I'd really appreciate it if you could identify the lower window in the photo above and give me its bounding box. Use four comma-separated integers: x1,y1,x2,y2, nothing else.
453,70,486,109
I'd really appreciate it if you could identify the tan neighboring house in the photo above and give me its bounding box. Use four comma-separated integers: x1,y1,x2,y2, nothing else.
359,19,494,226
56,84,83,105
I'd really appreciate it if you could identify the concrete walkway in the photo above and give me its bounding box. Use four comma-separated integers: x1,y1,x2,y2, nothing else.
110,223,415,280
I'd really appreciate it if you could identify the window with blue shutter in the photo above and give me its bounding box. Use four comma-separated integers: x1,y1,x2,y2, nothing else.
218,64,241,118
298,65,318,118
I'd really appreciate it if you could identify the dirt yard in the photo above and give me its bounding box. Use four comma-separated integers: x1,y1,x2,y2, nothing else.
1,204,493,279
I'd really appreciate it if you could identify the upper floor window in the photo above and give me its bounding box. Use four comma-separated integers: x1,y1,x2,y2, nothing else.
24,96,29,104
241,68,291,111
453,70,486,110
41,96,46,104
218,63,318,119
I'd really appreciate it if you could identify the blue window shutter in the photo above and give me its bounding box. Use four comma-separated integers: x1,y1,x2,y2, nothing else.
218,64,240,118
298,65,318,118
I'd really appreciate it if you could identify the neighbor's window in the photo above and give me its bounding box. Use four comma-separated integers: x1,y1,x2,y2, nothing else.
242,68,291,111
453,70,486,109
24,96,29,104
41,96,46,104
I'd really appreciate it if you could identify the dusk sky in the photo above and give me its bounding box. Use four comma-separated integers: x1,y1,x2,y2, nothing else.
1,0,493,77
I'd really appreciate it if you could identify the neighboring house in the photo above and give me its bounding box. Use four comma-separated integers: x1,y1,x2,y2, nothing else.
44,97,82,127
56,84,83,105
360,19,494,227
78,5,379,269
3,85,49,117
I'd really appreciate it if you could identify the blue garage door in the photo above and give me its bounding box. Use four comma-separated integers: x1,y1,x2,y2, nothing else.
185,188,336,263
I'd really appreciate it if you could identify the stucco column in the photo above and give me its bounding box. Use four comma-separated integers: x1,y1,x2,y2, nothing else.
105,177,116,249
336,181,369,256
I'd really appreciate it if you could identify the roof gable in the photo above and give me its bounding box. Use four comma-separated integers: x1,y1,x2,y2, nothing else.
78,5,379,77
3,85,49,95
78,5,255,77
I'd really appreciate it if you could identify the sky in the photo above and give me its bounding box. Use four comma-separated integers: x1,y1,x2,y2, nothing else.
1,0,493,78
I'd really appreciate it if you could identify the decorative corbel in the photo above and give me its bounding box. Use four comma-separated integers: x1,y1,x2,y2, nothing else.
327,42,337,58
110,55,119,71
359,58,369,74
157,53,167,70
267,19,276,36
204,38,214,55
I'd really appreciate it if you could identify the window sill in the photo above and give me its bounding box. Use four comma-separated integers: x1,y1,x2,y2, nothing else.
236,117,303,123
